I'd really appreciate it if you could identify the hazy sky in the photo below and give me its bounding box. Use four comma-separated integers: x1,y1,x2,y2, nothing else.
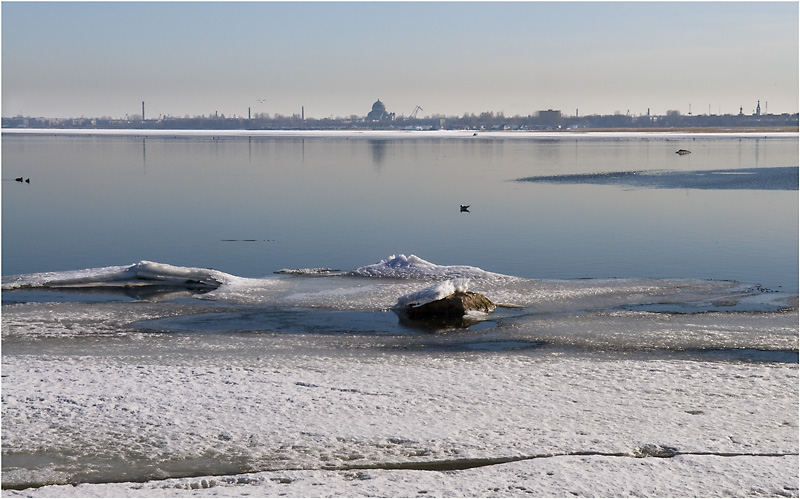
2,1,798,119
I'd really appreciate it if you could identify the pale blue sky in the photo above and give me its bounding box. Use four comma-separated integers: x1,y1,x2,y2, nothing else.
2,1,798,119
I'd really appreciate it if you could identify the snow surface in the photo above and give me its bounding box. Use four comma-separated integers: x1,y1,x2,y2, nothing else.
2,353,797,497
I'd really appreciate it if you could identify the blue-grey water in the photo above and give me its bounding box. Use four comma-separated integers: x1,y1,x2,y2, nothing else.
2,132,798,291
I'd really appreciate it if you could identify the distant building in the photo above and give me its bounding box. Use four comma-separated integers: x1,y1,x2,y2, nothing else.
366,99,395,121
537,109,562,127
756,100,761,116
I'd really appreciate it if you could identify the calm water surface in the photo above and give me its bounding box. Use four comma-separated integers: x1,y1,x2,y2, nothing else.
2,132,797,291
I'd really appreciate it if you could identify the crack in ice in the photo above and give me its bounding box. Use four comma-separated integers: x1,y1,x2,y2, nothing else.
324,450,800,472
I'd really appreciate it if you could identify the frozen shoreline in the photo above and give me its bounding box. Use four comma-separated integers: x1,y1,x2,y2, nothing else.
2,127,797,140
3,350,797,497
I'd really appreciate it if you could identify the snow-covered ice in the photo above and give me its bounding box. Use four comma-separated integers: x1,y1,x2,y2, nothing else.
0,261,229,291
2,352,797,497
2,255,797,497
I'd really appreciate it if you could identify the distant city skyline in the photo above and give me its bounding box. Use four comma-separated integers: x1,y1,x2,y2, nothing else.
2,2,798,120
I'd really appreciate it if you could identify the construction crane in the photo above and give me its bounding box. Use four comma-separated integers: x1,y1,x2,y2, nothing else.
410,106,423,119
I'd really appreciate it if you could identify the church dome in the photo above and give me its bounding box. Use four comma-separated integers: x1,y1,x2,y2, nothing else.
366,99,393,122
371,100,386,113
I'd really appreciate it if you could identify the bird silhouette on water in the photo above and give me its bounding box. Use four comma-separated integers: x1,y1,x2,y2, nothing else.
460,205,470,213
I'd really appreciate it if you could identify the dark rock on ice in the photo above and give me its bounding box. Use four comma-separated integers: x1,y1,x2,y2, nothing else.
402,290,495,321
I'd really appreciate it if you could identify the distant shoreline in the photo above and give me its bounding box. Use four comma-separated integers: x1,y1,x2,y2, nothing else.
2,127,797,139
565,126,799,133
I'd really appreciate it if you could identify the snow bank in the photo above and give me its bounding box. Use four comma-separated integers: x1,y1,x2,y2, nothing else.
1,264,136,290
351,254,511,281
1,261,227,290
129,261,226,286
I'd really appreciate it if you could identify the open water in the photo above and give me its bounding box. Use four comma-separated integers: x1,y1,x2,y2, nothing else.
1,130,798,490
2,131,798,288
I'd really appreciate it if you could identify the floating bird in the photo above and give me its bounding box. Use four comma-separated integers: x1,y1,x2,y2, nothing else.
676,149,691,155
25,178,30,183
460,205,470,213
15,177,23,182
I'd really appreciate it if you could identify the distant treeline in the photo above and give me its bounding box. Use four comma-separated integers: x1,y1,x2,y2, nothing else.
3,111,797,131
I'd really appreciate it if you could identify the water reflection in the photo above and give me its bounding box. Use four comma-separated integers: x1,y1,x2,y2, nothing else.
369,139,388,169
